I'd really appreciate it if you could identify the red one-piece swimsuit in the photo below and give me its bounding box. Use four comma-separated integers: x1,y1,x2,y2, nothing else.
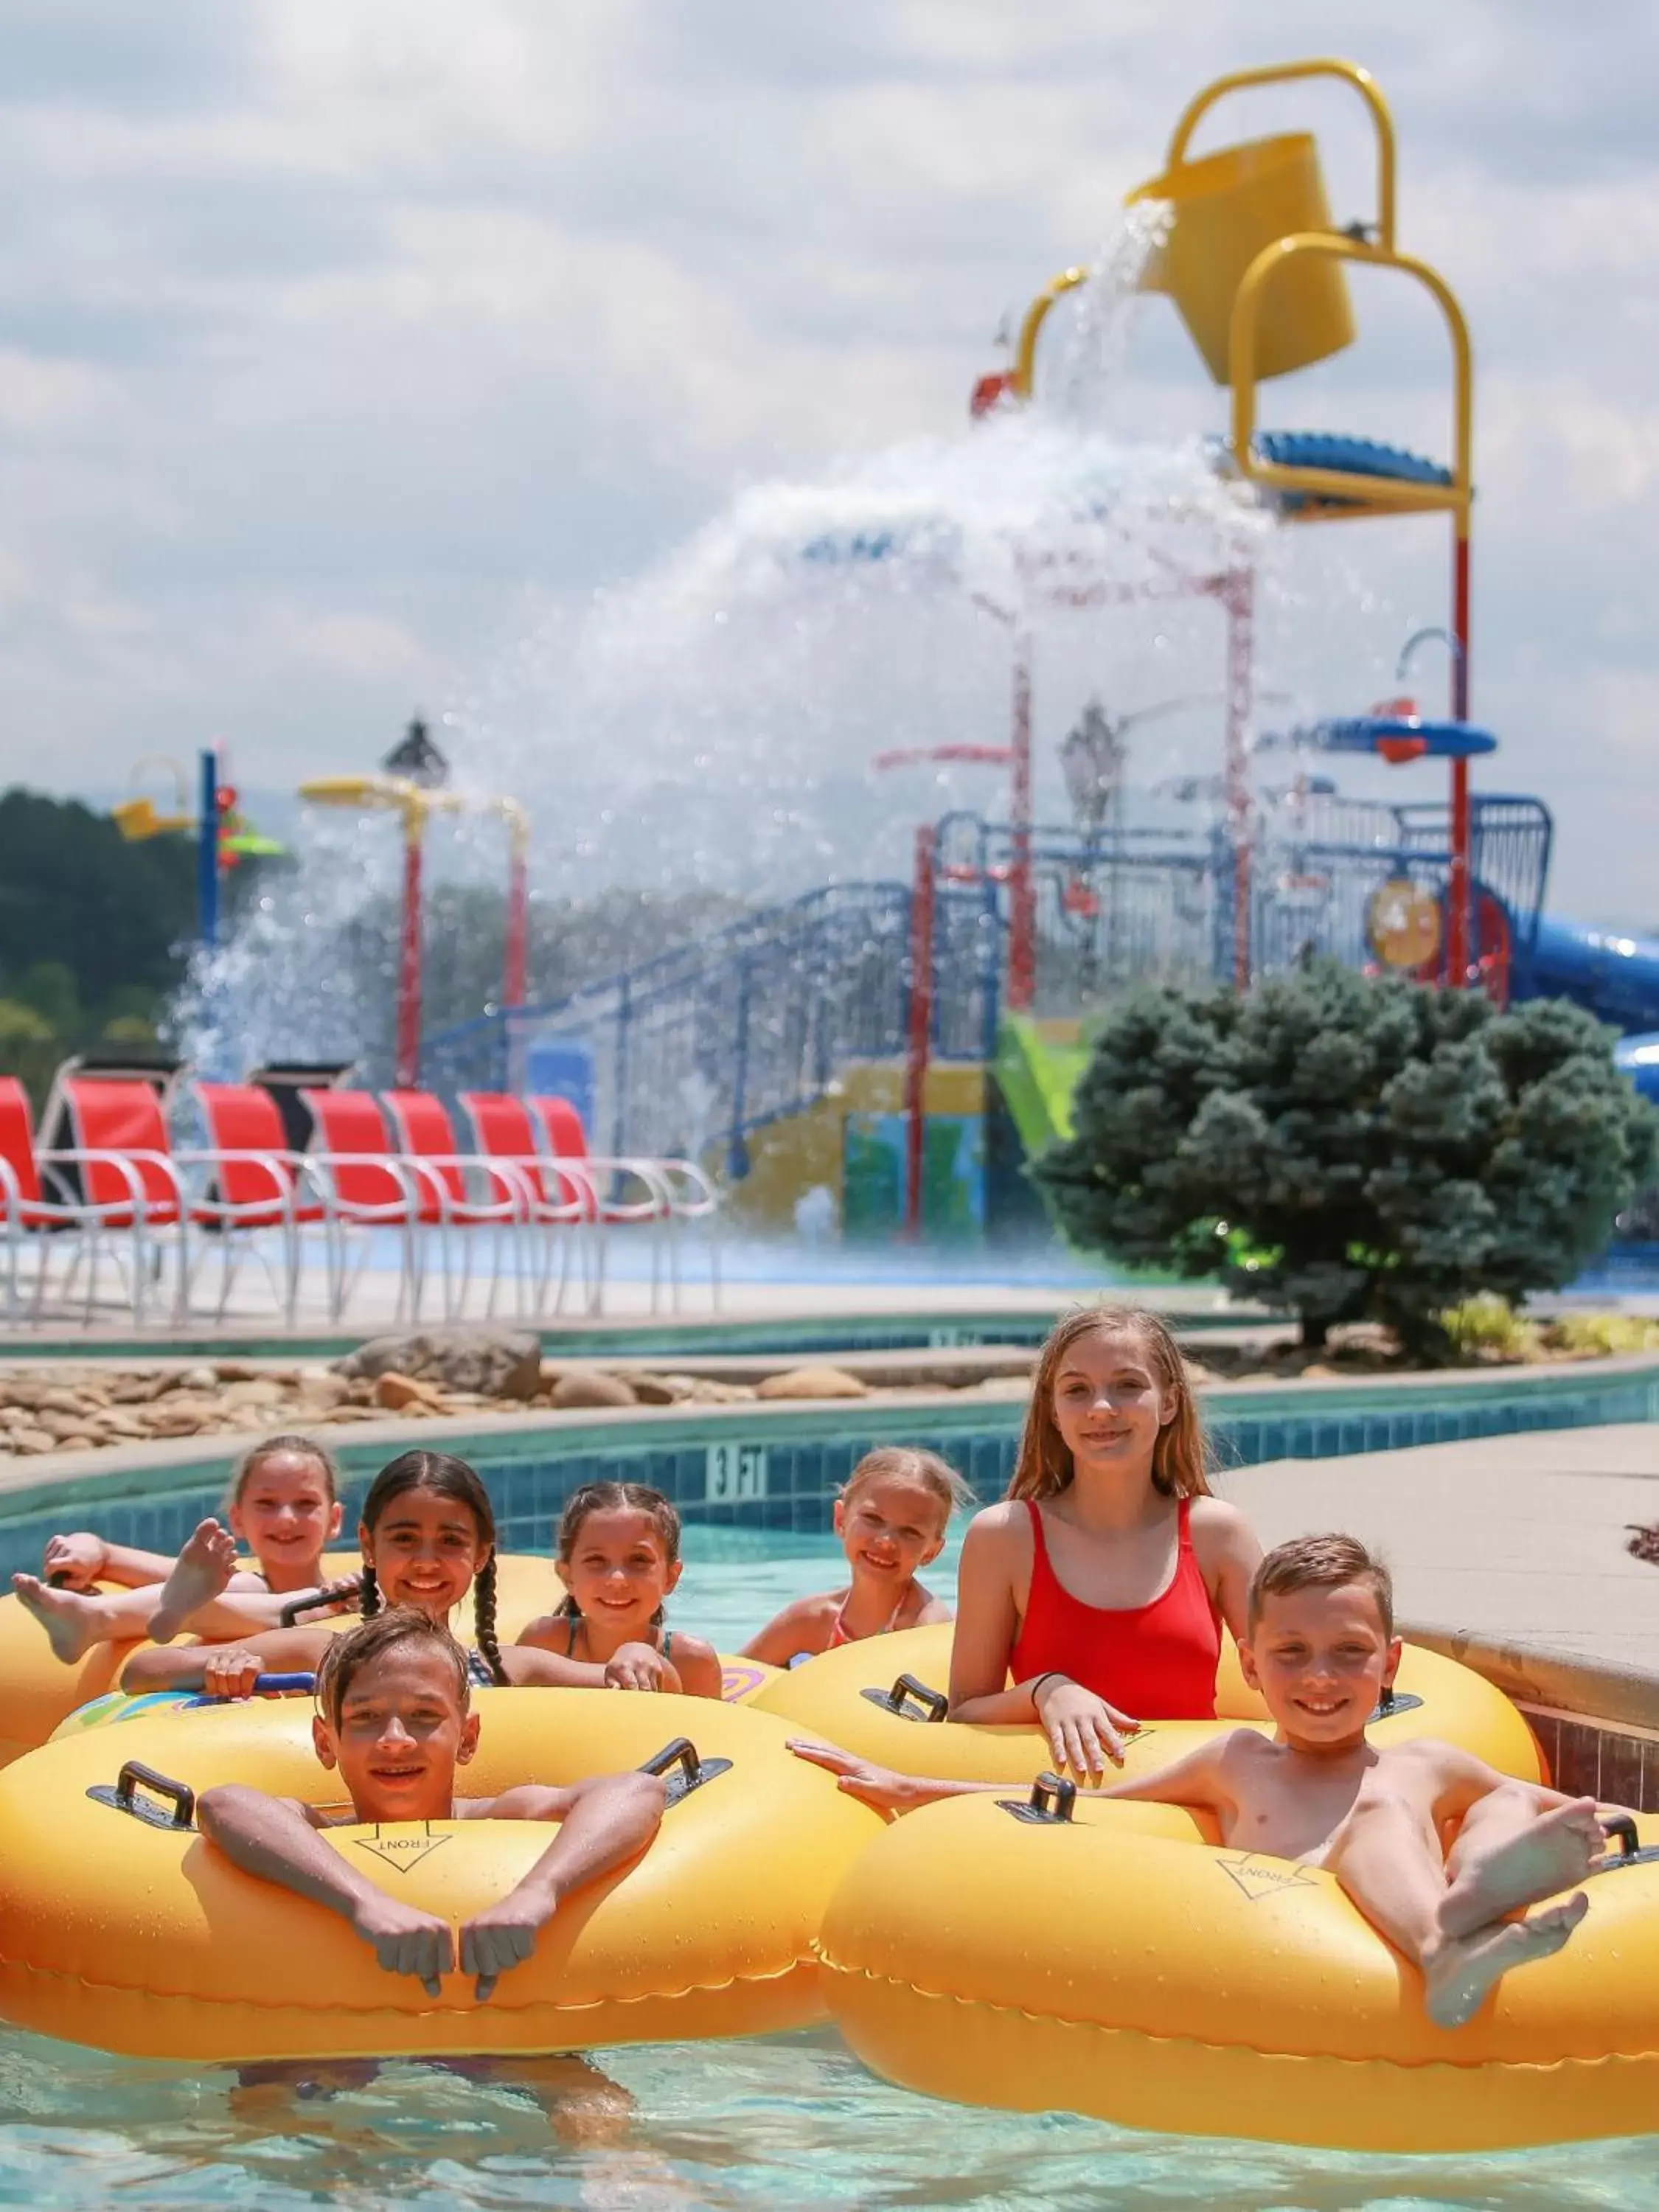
1006,1495,1222,1719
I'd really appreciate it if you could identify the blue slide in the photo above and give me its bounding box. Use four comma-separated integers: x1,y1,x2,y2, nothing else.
1515,917,1659,1039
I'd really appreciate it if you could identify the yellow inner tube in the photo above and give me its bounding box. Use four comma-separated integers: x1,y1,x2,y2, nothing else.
819,1789,1659,2154
753,1621,1544,1784
0,1690,880,2062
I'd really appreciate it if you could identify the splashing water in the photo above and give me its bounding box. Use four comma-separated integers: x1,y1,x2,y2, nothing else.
179,206,1397,1077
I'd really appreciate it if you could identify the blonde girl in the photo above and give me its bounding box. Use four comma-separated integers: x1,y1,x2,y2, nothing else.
520,1481,723,1700
743,1447,970,1666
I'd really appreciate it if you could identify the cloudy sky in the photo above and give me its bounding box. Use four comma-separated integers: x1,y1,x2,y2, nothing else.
1,0,1655,919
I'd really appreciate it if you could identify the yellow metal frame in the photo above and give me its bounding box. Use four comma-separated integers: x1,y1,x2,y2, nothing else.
1164,56,1397,252
299,773,465,847
1011,266,1089,401
1228,232,1472,522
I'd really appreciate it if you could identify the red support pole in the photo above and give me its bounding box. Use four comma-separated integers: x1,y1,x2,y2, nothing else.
1224,566,1256,990
1447,521,1473,986
504,844,529,1007
904,824,936,1241
396,818,424,1088
1007,633,1035,1012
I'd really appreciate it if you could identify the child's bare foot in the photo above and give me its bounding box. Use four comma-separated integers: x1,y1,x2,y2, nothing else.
10,1573,102,1664
1440,1798,1603,1938
1422,1891,1589,2027
147,1520,238,1644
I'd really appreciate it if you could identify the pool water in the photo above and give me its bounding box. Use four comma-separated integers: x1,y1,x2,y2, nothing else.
3,1530,1658,2211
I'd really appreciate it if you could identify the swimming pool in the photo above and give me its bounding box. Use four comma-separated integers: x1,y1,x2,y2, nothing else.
2,1528,1658,2208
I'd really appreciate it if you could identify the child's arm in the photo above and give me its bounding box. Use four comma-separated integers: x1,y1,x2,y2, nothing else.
1189,1498,1262,1646
741,1596,835,1666
457,1771,667,1997
44,1533,185,1590
789,1738,1004,1815
505,1639,685,1693
1095,1733,1239,1816
662,1631,724,1700
120,1626,327,1695
197,1784,454,1992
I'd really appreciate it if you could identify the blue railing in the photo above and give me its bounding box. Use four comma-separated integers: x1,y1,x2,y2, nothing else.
423,793,1554,1178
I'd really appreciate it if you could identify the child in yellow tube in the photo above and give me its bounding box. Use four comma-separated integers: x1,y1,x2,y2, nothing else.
518,1482,723,1698
742,1447,970,1666
796,1534,1614,2028
198,1607,664,1999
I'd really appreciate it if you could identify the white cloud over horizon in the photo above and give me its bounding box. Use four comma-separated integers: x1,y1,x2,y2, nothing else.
0,1,1656,921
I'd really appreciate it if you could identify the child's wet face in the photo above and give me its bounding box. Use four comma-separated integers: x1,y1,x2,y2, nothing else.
557,1506,678,1631
1051,1329,1172,1480
362,1488,489,1618
1241,1582,1400,1750
313,1644,477,1820
833,1475,947,1582
230,1455,341,1580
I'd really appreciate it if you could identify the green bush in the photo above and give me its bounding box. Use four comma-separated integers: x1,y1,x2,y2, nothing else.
1033,961,1659,1354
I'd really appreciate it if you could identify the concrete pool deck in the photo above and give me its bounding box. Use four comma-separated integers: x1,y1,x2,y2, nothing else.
1228,1422,1659,1725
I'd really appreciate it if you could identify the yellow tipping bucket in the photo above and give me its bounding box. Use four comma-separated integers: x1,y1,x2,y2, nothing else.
1128,132,1354,383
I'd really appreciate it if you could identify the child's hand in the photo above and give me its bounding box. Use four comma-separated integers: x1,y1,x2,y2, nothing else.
460,1890,552,2000
1033,1674,1139,1776
350,1893,455,1996
42,1532,105,1588
200,1646,266,1700
604,1643,683,1694
787,1739,919,1816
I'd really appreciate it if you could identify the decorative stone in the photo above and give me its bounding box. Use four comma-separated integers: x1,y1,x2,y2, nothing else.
33,1409,93,1441
172,1366,220,1394
373,1371,442,1412
319,1405,382,1423
10,1427,56,1453
294,1371,351,1408
754,1364,869,1401
219,1377,286,1410
146,1408,205,1437
335,1329,542,1401
550,1370,638,1410
629,1373,692,1405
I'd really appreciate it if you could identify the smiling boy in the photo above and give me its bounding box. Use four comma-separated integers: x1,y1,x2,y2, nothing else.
797,1534,1612,2028
198,1607,665,1998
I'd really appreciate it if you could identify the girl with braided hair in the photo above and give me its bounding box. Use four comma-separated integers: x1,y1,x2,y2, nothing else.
121,1451,675,1700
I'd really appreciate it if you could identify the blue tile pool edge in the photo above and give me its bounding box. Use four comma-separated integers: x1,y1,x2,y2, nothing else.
3,1355,1658,1580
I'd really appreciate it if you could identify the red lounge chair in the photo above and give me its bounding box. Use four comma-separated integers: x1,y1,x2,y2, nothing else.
457,1090,598,1316
380,1088,532,1319
299,1088,437,1324
532,1096,720,1313
192,1082,326,1325
0,1077,175,1326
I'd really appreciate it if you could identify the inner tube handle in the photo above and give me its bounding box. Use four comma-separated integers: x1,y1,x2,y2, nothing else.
639,1737,702,1788
885,1674,948,1723
116,1760,195,1829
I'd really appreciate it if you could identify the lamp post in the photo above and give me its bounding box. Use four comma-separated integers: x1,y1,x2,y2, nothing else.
298,774,462,1088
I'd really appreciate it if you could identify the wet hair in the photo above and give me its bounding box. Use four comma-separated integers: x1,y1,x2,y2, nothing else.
554,1481,681,1625
226,1433,340,1511
1008,1304,1211,1503
841,1447,973,1527
1248,1533,1394,1640
315,1606,470,1730
357,1450,506,1686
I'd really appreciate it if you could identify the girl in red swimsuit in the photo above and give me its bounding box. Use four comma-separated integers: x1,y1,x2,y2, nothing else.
948,1305,1260,1773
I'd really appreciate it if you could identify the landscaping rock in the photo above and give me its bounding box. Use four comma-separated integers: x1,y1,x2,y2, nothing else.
295,1371,350,1409
173,1365,220,1394
10,1427,56,1453
219,1377,286,1411
629,1373,692,1406
551,1370,638,1410
373,1371,442,1413
319,1405,382,1424
754,1364,869,1401
335,1329,542,1401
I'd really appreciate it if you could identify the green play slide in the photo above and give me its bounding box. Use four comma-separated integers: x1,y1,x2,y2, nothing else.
995,1015,1088,1161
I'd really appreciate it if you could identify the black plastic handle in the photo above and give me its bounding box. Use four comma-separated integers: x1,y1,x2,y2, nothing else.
884,1673,948,1723
640,1737,702,1788
1030,1771,1077,1823
1605,1812,1640,1859
117,1761,195,1829
279,1575,363,1629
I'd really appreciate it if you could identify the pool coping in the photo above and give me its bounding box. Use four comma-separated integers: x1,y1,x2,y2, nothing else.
5,1349,1659,1520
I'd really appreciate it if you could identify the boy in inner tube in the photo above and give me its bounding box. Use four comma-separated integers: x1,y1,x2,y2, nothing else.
198,1606,664,2000
796,1534,1617,2029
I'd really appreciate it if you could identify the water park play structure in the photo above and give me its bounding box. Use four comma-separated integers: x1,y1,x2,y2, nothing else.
419,57,1659,1245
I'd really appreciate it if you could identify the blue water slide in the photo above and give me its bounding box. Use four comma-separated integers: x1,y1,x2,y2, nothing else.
1514,917,1659,1037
